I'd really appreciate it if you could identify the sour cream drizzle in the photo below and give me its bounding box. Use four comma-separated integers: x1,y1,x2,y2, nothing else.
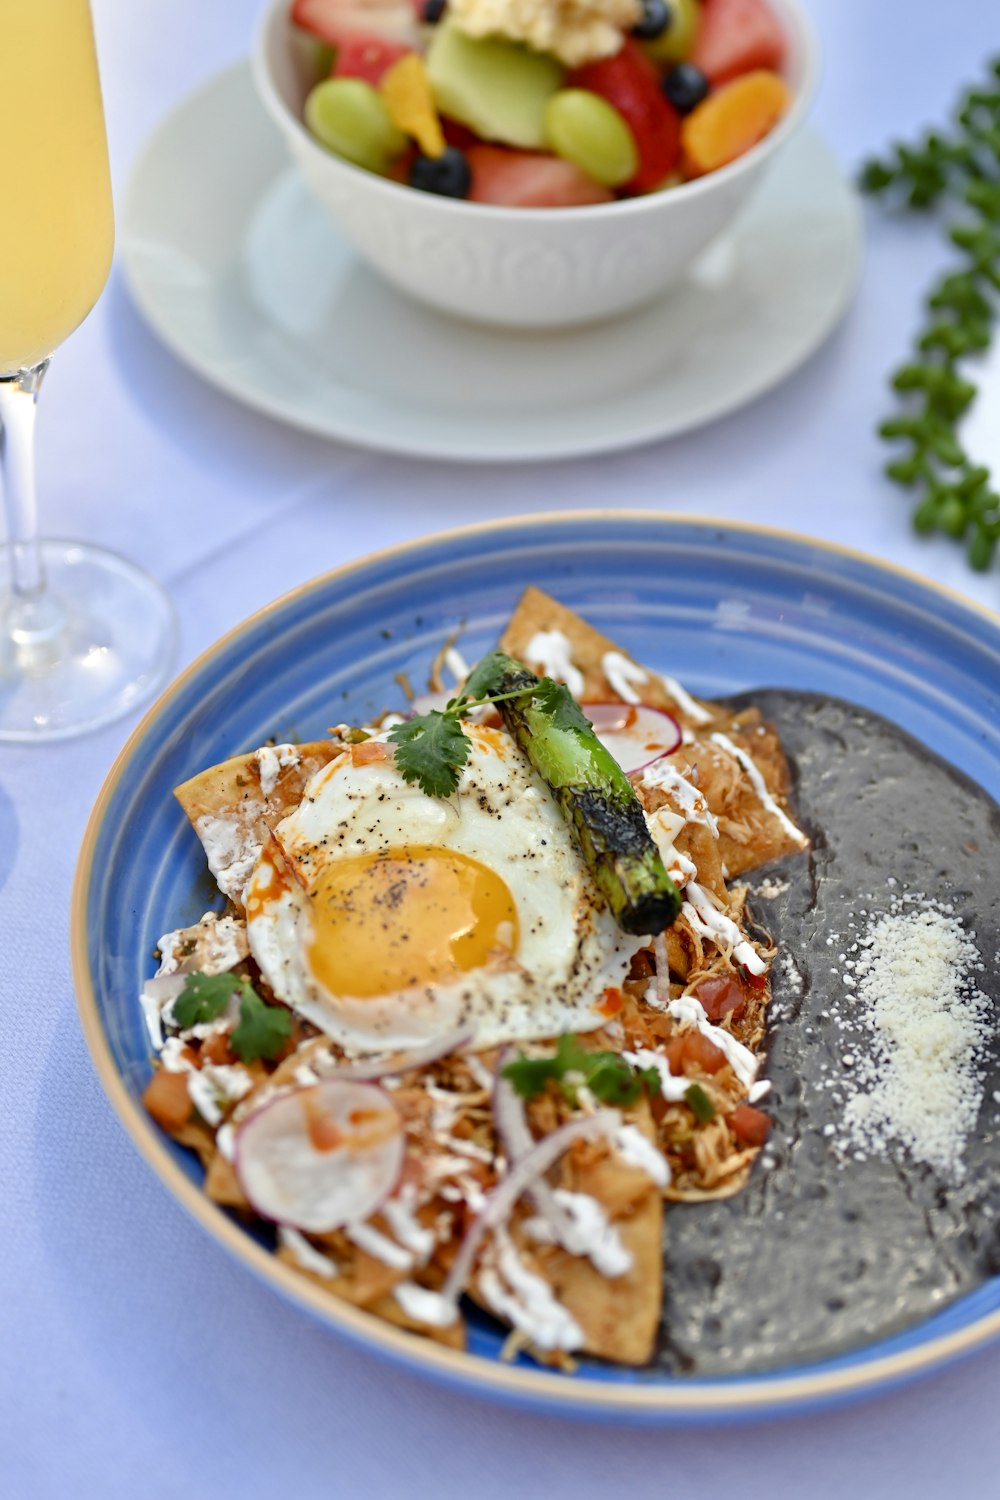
524,629,586,697
659,672,713,725
710,731,807,846
479,1225,584,1352
652,987,760,1090
279,1225,338,1279
683,880,766,977
638,761,719,837
601,651,648,705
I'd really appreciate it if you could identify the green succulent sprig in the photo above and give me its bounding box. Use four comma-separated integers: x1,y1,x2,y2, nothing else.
860,59,1000,571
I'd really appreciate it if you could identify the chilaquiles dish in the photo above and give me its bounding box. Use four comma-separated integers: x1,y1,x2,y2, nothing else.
140,587,807,1367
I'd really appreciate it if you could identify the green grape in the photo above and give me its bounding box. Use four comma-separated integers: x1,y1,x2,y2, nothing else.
642,0,701,64
543,90,637,188
304,79,407,176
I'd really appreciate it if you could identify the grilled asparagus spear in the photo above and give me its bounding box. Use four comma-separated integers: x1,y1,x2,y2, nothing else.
462,651,680,935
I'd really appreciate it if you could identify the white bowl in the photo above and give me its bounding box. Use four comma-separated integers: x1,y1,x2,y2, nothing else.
252,0,819,329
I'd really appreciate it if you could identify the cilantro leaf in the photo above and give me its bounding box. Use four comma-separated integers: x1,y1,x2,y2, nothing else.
502,1033,661,1108
231,990,293,1063
172,971,251,1029
685,1083,716,1124
462,651,509,700
532,678,592,736
387,709,473,797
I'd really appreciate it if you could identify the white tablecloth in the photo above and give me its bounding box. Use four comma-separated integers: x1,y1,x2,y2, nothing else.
6,1,1000,1493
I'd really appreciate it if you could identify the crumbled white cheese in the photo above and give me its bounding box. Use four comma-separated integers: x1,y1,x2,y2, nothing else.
837,904,992,1179
449,0,640,67
255,743,300,797
156,911,249,978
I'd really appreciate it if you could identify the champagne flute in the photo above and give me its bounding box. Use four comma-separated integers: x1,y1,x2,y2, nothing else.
0,0,175,741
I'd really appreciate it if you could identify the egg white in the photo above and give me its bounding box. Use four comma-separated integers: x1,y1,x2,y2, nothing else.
245,725,645,1055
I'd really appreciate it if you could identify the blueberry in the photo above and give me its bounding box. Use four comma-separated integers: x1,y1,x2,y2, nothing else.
408,146,471,199
423,0,446,20
662,62,710,115
633,0,672,41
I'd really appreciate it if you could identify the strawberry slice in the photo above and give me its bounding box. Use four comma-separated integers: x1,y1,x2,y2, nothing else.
290,0,421,49
333,32,413,84
569,40,680,194
466,146,613,207
690,0,787,86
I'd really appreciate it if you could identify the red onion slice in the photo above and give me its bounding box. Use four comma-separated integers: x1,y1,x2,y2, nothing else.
492,1060,592,1257
312,1026,477,1083
583,702,682,774
235,1080,404,1233
142,973,189,1005
439,1109,622,1309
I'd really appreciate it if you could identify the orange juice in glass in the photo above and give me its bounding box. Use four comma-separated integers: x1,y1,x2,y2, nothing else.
0,0,174,740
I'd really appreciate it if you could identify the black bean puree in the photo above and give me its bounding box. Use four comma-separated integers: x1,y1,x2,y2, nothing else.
655,691,1000,1376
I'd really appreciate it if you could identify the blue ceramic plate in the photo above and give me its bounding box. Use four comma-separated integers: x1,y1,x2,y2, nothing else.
72,513,1000,1424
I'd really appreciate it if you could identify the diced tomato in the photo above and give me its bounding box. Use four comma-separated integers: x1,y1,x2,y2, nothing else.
664,1035,687,1075
569,40,681,193
681,1030,727,1074
466,146,614,207
739,962,769,993
142,1069,193,1133
696,974,746,1023
664,1029,727,1075
728,1102,771,1146
291,0,421,49
690,0,786,86
333,32,413,84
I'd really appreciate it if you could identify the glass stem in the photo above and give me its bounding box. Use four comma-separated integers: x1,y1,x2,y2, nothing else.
0,361,50,601
0,360,67,652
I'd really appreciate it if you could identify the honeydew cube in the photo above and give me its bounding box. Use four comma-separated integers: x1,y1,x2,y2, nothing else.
426,21,564,150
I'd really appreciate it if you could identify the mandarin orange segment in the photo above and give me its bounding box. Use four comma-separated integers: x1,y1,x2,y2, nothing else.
380,54,445,159
680,68,790,176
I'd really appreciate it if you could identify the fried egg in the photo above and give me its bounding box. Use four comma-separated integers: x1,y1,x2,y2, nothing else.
245,724,645,1055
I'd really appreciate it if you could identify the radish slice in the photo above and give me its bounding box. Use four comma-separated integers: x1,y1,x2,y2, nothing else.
583,702,682,773
407,690,452,717
235,1081,404,1233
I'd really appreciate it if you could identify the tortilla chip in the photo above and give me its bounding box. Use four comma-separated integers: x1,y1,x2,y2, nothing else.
174,741,342,910
500,585,715,725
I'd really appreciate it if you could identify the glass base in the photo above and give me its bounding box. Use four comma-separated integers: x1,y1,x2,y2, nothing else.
0,540,177,742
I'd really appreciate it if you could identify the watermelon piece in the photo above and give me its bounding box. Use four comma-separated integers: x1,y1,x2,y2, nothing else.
333,32,413,85
569,41,680,193
290,0,422,50
466,145,613,207
690,0,786,86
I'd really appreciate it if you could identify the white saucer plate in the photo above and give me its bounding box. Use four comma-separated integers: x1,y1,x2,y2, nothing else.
121,63,862,464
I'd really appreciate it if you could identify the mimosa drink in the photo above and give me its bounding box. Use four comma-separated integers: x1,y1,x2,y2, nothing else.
0,0,115,373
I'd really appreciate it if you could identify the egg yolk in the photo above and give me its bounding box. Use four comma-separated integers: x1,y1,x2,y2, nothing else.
306,844,519,998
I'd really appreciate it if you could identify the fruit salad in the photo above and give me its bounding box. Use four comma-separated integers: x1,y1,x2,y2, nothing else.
291,0,792,208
